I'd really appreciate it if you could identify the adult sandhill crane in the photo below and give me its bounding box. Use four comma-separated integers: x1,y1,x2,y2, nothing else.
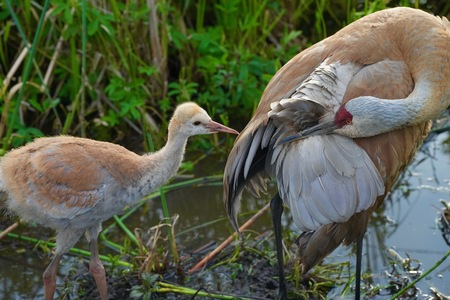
224,7,450,299
0,102,238,300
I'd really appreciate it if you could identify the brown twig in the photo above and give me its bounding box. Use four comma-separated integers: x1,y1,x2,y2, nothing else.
188,202,271,273
0,221,19,241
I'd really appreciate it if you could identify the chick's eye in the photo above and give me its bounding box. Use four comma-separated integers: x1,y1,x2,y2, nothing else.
193,121,201,126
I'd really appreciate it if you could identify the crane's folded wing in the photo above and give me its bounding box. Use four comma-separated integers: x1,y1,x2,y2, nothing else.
268,135,384,231
25,142,106,219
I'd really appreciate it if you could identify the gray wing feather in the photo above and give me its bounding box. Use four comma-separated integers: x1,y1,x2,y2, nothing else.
268,135,384,231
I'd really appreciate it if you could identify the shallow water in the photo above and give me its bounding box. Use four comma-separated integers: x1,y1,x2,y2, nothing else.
366,131,450,297
330,131,450,298
0,131,449,299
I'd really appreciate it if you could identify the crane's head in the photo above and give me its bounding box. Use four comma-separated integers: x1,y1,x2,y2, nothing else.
279,96,394,144
278,105,350,144
169,102,239,137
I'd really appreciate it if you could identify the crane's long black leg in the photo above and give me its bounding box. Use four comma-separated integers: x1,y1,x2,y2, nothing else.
355,235,363,300
270,192,288,300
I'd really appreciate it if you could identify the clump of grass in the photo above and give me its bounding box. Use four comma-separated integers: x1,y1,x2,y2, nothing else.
286,261,343,299
134,215,179,275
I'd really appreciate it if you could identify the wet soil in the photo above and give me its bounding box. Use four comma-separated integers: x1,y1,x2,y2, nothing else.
74,233,291,300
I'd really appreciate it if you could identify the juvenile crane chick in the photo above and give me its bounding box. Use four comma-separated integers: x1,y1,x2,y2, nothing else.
0,102,238,300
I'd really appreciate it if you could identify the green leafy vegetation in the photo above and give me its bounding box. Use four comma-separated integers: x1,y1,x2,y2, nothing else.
2,0,447,154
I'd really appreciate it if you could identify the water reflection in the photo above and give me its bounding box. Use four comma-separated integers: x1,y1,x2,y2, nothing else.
0,250,44,299
363,132,450,297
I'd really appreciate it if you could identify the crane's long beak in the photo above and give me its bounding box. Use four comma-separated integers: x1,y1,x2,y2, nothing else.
278,121,338,145
207,120,239,135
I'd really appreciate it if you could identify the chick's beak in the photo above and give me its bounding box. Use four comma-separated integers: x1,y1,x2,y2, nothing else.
278,121,338,145
207,120,239,134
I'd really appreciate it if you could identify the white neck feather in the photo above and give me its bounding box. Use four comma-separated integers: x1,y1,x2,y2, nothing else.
338,80,443,138
125,131,189,203
148,132,188,186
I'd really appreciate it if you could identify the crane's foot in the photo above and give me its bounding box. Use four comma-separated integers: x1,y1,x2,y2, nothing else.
89,238,108,300
278,284,288,300
354,236,363,300
270,193,289,300
43,254,63,300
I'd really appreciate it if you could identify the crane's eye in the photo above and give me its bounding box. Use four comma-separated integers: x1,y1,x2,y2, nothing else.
335,106,353,128
193,121,201,126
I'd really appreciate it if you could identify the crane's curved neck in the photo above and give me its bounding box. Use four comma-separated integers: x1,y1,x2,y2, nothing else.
129,130,189,201
340,80,447,138
149,131,188,185
364,97,422,130
336,10,450,138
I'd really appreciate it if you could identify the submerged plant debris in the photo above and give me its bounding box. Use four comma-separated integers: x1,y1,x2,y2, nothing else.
438,200,450,247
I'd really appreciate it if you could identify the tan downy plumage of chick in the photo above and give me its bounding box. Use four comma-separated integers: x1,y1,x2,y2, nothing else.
224,7,450,299
0,102,238,300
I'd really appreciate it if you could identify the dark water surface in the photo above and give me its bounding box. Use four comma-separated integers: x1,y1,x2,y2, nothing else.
0,131,449,299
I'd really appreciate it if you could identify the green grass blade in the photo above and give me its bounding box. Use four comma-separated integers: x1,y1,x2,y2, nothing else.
156,281,251,299
3,0,50,150
80,0,87,137
113,215,140,247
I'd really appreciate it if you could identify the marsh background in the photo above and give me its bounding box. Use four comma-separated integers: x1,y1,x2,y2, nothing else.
0,0,450,299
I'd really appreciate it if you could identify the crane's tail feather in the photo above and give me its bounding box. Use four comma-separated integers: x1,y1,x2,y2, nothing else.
223,123,273,232
297,210,370,274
